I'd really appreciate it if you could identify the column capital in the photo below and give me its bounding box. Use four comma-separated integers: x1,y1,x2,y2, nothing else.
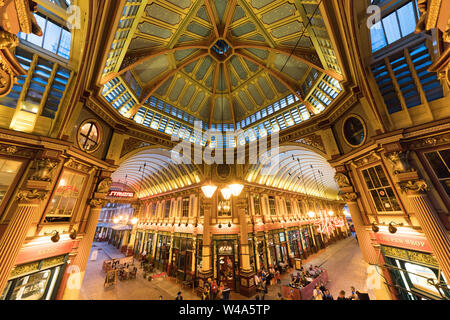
341,192,359,203
89,198,106,208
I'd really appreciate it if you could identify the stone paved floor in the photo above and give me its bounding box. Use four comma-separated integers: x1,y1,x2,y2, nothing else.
80,236,374,300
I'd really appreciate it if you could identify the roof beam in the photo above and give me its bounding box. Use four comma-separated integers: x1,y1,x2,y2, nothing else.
209,62,221,125
100,45,209,85
223,0,237,37
235,51,318,114
234,44,343,81
223,63,236,126
204,0,220,39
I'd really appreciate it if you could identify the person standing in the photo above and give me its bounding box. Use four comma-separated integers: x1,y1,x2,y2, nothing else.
175,291,183,300
313,284,323,300
337,290,347,300
323,289,333,300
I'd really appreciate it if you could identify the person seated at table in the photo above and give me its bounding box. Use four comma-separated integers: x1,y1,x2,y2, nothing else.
314,265,322,274
308,265,316,276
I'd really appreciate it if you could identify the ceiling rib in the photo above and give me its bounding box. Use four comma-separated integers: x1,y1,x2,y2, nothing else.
223,0,237,37
234,44,343,81
204,0,220,39
223,62,236,126
209,62,221,125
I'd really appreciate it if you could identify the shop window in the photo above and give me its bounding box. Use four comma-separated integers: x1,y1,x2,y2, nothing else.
164,200,171,218
362,165,402,213
182,197,189,217
2,265,62,300
77,121,101,153
404,262,445,297
268,196,276,215
424,149,450,197
253,195,261,216
0,159,22,206
46,170,86,222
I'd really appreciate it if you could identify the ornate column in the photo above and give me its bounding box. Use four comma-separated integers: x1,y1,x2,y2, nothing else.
335,172,378,264
342,192,378,264
384,150,450,281
61,198,105,300
61,176,110,300
0,188,48,293
197,197,213,293
237,195,256,297
401,180,450,280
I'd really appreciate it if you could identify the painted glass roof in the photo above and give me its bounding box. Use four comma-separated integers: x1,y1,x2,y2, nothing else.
101,0,344,132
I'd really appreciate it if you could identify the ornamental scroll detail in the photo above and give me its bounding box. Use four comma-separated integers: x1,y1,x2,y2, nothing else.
30,159,59,182
398,180,429,193
17,189,48,201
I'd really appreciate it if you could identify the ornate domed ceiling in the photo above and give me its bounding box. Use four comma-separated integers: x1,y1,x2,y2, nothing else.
101,0,343,126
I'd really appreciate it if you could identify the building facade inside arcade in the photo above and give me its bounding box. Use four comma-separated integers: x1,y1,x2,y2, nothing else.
0,0,448,301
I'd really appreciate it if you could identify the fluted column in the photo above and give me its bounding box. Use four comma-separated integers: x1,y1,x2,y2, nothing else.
402,182,450,281
197,197,213,293
237,194,256,297
201,198,212,273
342,193,378,265
0,190,48,294
62,198,104,300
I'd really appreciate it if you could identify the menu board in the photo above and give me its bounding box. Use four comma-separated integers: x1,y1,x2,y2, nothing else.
104,270,117,288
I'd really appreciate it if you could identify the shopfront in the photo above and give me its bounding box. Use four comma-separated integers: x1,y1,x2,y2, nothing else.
154,232,171,272
142,232,155,256
170,234,195,281
267,230,289,266
300,226,314,256
1,255,67,300
287,228,304,261
381,245,449,300
213,236,240,291
255,233,268,271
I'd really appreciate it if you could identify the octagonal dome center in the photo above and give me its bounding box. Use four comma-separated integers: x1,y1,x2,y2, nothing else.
209,39,233,62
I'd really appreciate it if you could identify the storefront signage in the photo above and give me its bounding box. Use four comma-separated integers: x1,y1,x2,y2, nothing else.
15,240,75,265
374,232,432,253
107,191,134,198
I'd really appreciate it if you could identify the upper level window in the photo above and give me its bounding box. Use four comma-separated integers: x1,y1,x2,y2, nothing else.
0,159,22,207
285,199,291,215
424,149,450,197
253,195,261,216
370,1,419,53
46,170,86,222
164,200,171,218
19,13,71,60
268,196,276,215
362,165,402,213
182,197,189,217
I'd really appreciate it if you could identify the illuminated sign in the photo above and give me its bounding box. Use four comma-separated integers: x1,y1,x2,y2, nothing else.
108,191,134,198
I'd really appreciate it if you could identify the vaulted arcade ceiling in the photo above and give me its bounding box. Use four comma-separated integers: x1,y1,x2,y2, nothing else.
103,0,343,125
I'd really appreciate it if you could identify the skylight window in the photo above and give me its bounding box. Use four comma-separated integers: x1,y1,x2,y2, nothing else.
19,13,72,60
370,1,418,53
